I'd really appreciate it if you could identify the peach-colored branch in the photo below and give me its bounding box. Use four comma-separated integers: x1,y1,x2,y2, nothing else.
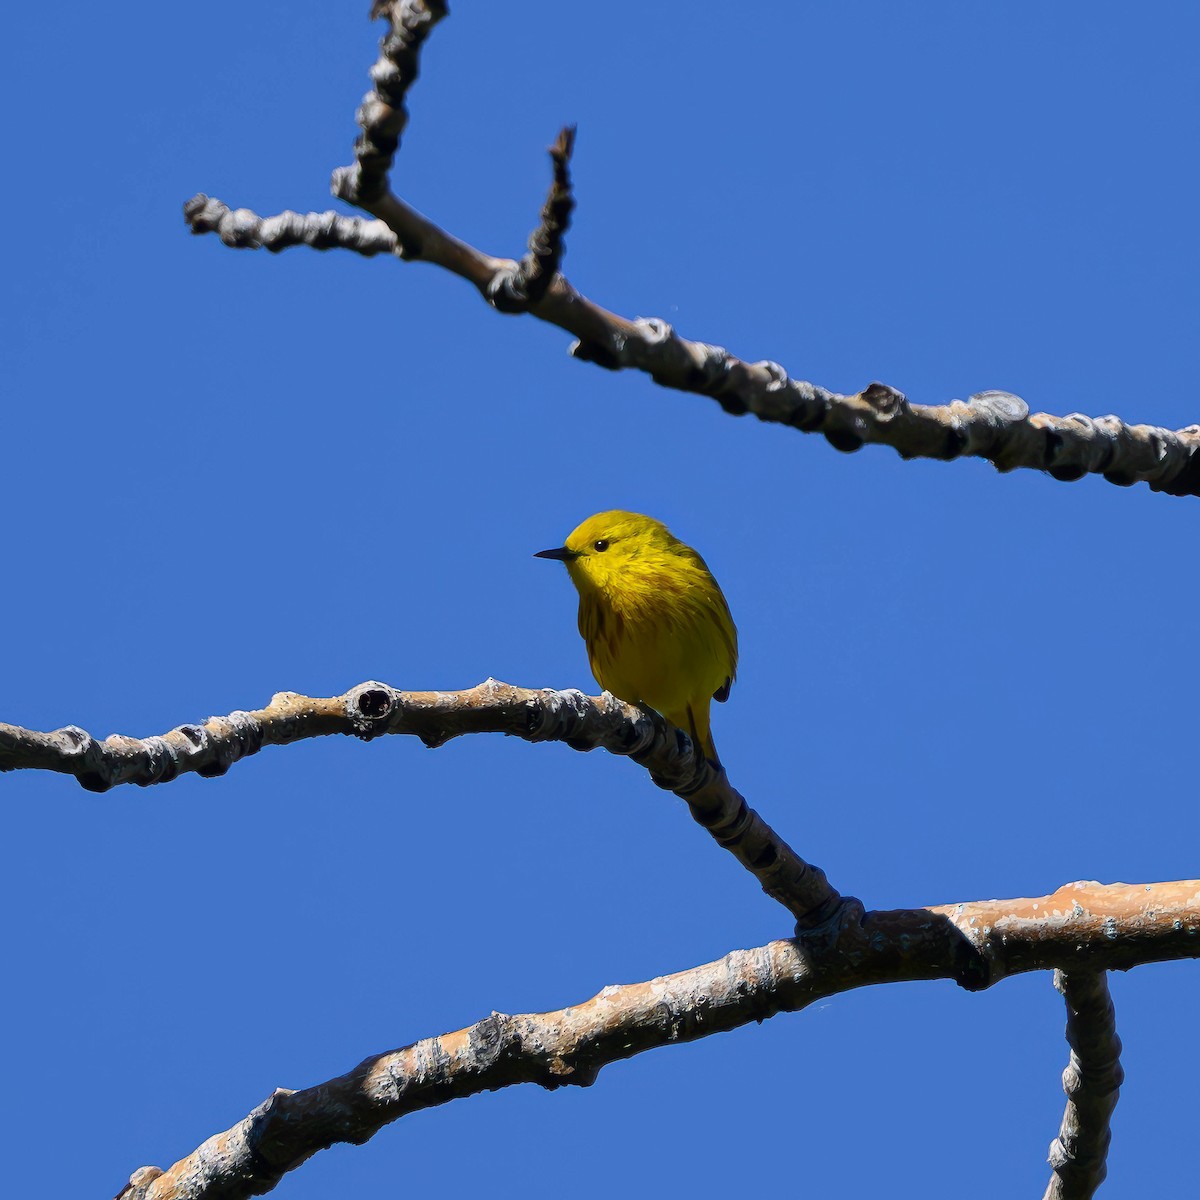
113,880,1199,1200
0,680,841,928
1043,970,1124,1200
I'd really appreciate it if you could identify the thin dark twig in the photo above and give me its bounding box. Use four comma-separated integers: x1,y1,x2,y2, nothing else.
1043,970,1124,1200
338,0,449,207
488,125,577,311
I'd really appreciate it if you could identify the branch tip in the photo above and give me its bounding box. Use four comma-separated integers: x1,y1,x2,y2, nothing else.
486,125,578,313
340,0,450,205
550,123,576,168
183,194,398,257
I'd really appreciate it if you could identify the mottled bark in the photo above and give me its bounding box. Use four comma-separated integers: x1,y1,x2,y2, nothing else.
341,0,448,206
1043,970,1124,1200
182,200,396,255
113,880,1199,1200
0,681,840,928
181,2,1200,497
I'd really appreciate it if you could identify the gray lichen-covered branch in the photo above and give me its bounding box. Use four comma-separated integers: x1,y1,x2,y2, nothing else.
181,1,1200,497
0,680,840,928
115,879,1200,1200
1043,970,1124,1200
182,198,397,255
346,0,448,205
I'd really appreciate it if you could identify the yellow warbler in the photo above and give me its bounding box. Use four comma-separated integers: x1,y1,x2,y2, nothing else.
536,510,738,766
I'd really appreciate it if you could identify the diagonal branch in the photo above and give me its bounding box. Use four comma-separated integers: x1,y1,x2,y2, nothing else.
0,680,841,928
486,124,577,312
1043,970,1124,1200
114,879,1200,1200
183,3,1200,497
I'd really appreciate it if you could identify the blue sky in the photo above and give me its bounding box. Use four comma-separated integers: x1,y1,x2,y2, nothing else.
3,4,1197,1196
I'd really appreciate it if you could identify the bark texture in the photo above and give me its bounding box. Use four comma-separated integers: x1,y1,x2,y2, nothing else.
1043,970,1124,1200
113,880,1199,1200
182,199,397,255
0,681,840,928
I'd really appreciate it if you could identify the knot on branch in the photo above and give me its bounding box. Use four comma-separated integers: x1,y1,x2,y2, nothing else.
183,196,270,250
634,318,730,398
862,381,910,420
347,682,401,740
48,725,105,791
1043,412,1102,481
826,383,909,454
968,388,1029,425
183,193,226,234
198,711,265,777
962,390,1036,474
469,1011,523,1071
637,316,673,347
570,332,625,371
135,735,184,786
720,358,788,420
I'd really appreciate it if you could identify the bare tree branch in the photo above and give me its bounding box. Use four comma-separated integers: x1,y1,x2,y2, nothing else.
0,680,841,927
112,879,1199,1200
181,196,397,255
1043,970,1124,1200
343,0,448,206
182,2,1200,497
486,125,577,312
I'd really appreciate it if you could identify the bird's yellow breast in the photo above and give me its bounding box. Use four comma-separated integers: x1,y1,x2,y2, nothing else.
575,553,736,717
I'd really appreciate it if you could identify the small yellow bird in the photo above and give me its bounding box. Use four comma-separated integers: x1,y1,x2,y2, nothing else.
536,511,738,766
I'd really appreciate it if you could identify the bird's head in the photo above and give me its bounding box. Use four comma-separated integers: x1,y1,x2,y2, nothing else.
535,510,679,592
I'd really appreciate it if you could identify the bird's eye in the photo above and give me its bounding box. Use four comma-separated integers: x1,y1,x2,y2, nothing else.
593,539,610,552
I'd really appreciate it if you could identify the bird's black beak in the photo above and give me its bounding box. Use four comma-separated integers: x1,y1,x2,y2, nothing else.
534,546,580,562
